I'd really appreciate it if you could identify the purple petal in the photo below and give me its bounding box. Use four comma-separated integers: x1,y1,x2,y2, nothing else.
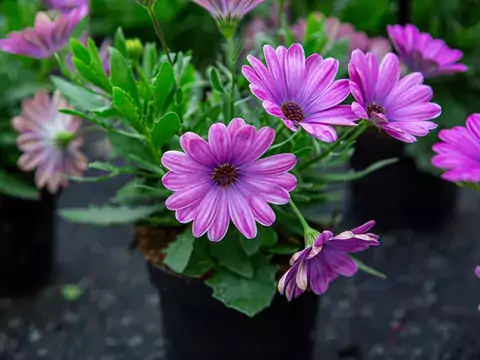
192,187,219,238
352,102,369,119
388,103,442,121
285,43,306,99
263,101,283,117
296,259,309,291
256,172,297,192
230,124,256,165
313,231,334,247
242,153,297,175
227,185,257,239
387,85,433,112
304,79,351,113
165,181,213,210
264,45,288,101
188,138,217,167
161,151,211,174
322,249,358,277
298,122,337,142
383,127,417,143
308,256,330,295
301,58,339,105
227,118,246,136
162,172,209,191
351,220,376,234
249,196,275,226
375,53,400,104
466,114,480,141
175,204,199,224
246,54,279,103
241,178,290,205
235,126,275,166
207,188,230,242
209,123,232,164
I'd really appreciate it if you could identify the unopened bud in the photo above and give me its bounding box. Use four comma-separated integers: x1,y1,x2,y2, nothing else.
126,38,144,60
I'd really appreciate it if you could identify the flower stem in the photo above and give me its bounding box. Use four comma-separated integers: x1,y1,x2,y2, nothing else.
54,53,72,80
301,121,369,169
270,130,300,150
146,5,173,67
289,199,310,232
227,36,236,120
274,122,286,139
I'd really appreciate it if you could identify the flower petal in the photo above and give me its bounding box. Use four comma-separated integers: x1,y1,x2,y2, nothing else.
165,181,213,210
192,187,219,238
242,153,297,175
208,123,231,164
227,185,257,239
161,151,211,174
207,188,230,242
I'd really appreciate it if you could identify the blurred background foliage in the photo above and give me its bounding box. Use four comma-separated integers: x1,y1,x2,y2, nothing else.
0,0,479,174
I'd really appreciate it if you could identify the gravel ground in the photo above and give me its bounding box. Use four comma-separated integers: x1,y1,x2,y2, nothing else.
0,151,479,359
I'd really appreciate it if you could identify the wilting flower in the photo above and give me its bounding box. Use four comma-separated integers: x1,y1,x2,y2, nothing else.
44,0,89,12
349,50,441,143
387,24,468,78
192,0,265,37
12,91,88,194
161,118,297,242
278,221,379,300
242,43,357,142
0,6,88,59
432,114,480,183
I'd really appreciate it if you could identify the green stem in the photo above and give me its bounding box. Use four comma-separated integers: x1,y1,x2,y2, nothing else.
289,200,310,232
146,6,173,66
270,130,300,151
301,121,369,169
227,36,236,119
274,122,285,139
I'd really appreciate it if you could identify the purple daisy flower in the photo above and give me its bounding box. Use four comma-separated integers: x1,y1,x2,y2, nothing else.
432,114,480,183
387,24,468,78
278,221,379,300
0,5,88,59
12,91,88,194
44,0,89,12
161,118,297,242
242,43,358,142
349,49,442,143
191,0,265,22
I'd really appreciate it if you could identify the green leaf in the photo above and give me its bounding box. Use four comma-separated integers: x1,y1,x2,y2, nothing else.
87,38,111,93
0,170,39,200
258,227,278,247
183,238,213,277
153,61,175,112
70,38,90,64
60,204,162,225
209,68,225,93
164,230,196,274
112,86,139,127
51,76,106,111
109,47,139,104
205,254,277,317
151,112,181,150
108,130,153,162
113,27,128,58
112,179,167,204
142,42,157,78
265,244,301,255
128,154,165,176
211,230,254,278
351,256,387,279
240,235,260,256
61,284,84,301
70,173,118,182
59,109,109,129
175,88,184,106
294,147,313,157
319,158,399,183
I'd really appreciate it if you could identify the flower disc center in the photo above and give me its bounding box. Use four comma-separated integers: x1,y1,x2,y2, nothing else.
282,102,305,122
367,104,386,116
212,163,239,187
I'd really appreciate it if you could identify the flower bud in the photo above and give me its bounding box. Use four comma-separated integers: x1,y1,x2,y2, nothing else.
126,38,144,60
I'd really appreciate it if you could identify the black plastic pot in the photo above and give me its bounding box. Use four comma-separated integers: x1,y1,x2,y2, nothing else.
147,262,319,360
349,130,458,233
0,191,57,297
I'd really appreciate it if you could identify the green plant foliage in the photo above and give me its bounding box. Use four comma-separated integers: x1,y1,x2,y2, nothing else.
164,230,196,274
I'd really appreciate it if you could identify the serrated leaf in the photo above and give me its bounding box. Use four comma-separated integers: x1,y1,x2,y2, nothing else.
205,254,277,317
51,76,106,111
113,27,128,58
112,86,139,127
151,112,181,150
351,256,387,279
211,231,253,278
0,170,39,200
153,61,175,112
164,230,196,274
60,204,162,225
110,47,139,104
209,68,225,93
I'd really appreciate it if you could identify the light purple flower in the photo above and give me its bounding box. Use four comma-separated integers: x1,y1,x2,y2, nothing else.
0,6,88,59
278,221,379,300
44,0,89,12
349,49,442,143
161,118,297,242
387,24,468,78
12,91,88,194
432,114,480,183
191,0,265,22
242,43,357,142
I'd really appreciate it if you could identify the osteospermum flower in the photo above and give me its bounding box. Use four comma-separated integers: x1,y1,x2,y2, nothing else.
278,221,379,300
161,118,297,242
44,0,89,12
0,6,88,59
349,50,441,143
13,91,88,194
192,0,265,33
387,24,468,78
432,114,480,183
242,43,357,142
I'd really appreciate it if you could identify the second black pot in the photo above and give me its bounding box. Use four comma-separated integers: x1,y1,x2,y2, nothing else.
0,191,57,298
147,262,319,360
349,130,458,233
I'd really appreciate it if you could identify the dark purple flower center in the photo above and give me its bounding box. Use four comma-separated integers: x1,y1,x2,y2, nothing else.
367,104,386,116
212,163,238,187
281,102,305,122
